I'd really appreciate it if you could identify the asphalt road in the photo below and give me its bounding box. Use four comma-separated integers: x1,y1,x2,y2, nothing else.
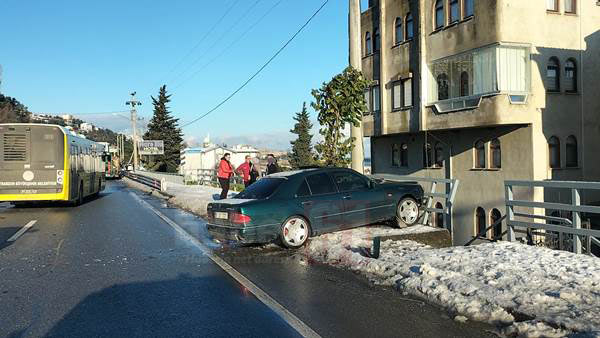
0,181,496,337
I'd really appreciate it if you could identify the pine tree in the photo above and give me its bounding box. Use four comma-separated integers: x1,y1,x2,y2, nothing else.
144,85,184,173
312,66,371,167
289,102,314,169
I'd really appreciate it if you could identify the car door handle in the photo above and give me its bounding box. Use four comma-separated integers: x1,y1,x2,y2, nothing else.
342,195,352,200
302,201,313,206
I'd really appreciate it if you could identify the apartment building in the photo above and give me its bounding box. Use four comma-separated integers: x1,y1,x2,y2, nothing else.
358,0,600,244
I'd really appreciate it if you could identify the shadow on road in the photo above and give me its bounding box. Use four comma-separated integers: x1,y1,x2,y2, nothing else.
0,227,20,250
40,274,299,338
9,192,111,209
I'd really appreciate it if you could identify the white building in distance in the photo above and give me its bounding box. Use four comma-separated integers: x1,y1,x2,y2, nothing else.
179,135,260,182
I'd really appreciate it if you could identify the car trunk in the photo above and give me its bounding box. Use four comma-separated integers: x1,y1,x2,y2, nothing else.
206,199,255,227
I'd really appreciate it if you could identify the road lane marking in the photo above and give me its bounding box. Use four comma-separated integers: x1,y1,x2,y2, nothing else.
7,220,37,242
130,192,320,338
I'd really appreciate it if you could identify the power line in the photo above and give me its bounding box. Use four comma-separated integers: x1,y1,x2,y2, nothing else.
169,0,263,89
173,0,283,90
181,0,329,129
154,0,242,90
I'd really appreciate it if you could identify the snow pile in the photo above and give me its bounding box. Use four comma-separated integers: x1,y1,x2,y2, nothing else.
305,231,600,337
163,182,234,216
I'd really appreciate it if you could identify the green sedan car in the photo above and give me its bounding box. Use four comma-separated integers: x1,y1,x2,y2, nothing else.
206,167,424,248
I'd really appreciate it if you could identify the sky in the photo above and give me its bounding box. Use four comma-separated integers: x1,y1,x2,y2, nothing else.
0,0,371,152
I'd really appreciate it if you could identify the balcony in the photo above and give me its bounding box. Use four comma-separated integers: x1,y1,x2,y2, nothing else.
427,43,531,114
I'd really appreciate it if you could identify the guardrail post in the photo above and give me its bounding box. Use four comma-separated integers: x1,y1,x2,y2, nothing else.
423,182,437,225
572,188,582,254
505,184,516,242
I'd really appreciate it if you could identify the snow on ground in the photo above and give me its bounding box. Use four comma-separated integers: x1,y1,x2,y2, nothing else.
304,229,600,337
162,182,235,216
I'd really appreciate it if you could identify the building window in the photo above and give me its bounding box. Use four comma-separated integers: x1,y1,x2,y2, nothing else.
565,59,577,93
475,207,486,237
463,0,474,18
490,208,502,239
400,143,408,167
406,13,414,39
547,57,560,92
372,86,380,112
460,71,470,97
423,143,434,168
435,0,445,30
549,136,560,168
547,0,559,11
435,202,444,228
403,78,413,107
395,17,403,44
474,139,486,168
434,142,444,167
364,89,371,114
393,143,409,167
392,79,412,109
490,138,501,169
392,81,402,110
392,144,400,167
437,73,449,100
374,27,380,52
365,31,372,55
449,0,460,23
566,135,578,167
565,0,576,13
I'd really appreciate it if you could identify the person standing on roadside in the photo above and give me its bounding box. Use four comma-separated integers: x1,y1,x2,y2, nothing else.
266,154,280,175
217,153,233,199
236,155,256,188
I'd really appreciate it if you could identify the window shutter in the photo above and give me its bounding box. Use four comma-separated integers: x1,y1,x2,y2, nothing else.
403,79,412,107
393,82,402,109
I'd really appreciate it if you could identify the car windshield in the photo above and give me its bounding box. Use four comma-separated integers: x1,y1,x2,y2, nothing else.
234,178,285,199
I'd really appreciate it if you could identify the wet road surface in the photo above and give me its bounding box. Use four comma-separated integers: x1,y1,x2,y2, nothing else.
0,181,496,337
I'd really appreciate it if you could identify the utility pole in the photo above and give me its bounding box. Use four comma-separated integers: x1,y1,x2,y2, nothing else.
126,92,142,171
349,0,365,173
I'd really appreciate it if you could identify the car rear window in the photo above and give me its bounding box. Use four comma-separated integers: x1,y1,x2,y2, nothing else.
235,178,284,199
306,173,337,195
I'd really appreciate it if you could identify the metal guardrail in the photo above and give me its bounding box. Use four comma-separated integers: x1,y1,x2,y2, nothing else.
126,171,162,190
370,174,460,242
182,169,245,187
505,180,600,256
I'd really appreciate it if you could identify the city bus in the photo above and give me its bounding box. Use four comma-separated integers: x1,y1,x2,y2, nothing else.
0,123,105,205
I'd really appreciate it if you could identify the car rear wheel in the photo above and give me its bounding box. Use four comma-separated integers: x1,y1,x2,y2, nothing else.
396,197,419,227
280,216,310,249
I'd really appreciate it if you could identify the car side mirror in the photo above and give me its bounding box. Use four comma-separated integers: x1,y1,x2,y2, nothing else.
368,180,375,189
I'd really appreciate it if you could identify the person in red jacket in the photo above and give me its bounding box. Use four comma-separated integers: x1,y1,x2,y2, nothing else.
236,155,258,188
217,153,233,199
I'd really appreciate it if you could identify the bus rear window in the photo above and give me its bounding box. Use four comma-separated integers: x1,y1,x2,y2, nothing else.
30,128,63,168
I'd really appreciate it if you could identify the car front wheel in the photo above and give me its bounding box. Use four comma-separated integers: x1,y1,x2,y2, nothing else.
396,197,419,227
280,216,310,249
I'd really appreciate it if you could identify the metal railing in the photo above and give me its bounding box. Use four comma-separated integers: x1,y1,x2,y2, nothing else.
125,171,162,190
370,174,459,241
182,169,244,187
505,180,600,256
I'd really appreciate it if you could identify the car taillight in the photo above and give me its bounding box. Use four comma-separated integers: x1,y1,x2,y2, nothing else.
231,213,251,224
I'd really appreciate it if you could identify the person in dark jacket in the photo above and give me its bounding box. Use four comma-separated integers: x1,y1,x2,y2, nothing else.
217,153,233,199
266,154,279,175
